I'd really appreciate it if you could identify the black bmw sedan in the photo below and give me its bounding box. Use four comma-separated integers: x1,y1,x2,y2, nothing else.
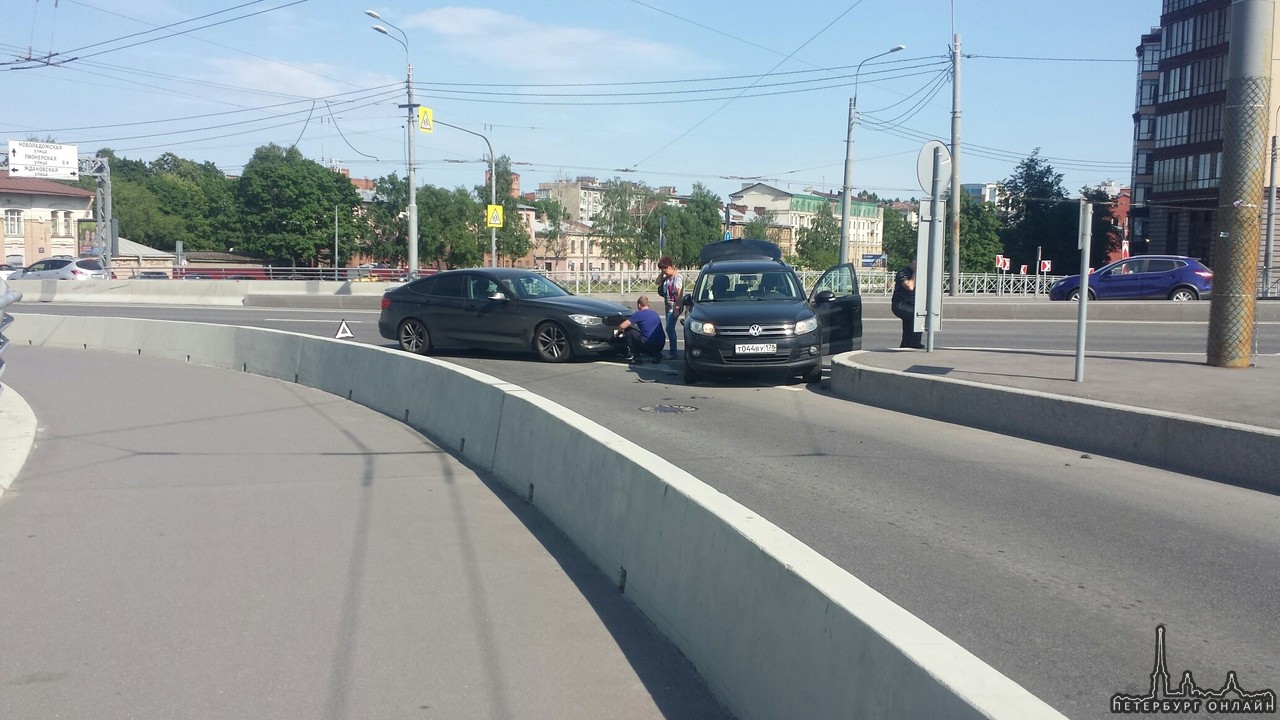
378,268,630,362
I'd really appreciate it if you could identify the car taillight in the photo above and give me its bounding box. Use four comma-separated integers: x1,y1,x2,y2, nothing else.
381,296,392,310
71,268,86,277
1196,271,1213,279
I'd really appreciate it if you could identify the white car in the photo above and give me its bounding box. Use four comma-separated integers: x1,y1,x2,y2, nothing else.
0,263,19,280
9,257,108,280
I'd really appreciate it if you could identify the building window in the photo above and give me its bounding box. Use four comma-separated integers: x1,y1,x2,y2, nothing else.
1136,116,1155,141
63,212,73,237
4,210,21,236
1144,46,1160,70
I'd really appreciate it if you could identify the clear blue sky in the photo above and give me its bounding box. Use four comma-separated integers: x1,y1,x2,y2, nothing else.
2,0,1158,203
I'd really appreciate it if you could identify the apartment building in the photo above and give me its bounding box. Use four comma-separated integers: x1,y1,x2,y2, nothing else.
728,182,883,263
1130,0,1280,264
1,169,95,267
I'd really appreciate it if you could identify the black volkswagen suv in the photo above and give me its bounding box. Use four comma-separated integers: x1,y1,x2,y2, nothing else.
682,239,862,384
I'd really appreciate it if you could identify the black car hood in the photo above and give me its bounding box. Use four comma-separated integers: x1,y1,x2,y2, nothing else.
526,294,629,317
689,299,813,324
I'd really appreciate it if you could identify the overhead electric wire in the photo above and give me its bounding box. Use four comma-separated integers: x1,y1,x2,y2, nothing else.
9,0,315,67
628,0,869,169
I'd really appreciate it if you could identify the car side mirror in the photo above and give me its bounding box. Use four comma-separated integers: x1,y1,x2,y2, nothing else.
682,292,693,308
487,291,508,301
813,290,836,303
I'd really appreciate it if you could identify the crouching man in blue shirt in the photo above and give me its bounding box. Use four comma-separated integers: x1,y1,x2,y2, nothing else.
618,296,666,364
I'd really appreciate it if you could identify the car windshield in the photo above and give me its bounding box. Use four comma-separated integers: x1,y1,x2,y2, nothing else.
696,271,799,302
503,273,571,300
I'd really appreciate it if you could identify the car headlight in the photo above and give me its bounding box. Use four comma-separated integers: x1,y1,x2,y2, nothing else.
1050,279,1063,289
689,319,717,336
568,314,602,326
794,316,818,335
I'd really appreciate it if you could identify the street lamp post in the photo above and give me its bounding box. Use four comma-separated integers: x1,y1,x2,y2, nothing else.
839,45,904,266
367,10,418,278
436,120,497,266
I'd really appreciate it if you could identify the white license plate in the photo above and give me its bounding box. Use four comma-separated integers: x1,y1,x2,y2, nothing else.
734,343,777,354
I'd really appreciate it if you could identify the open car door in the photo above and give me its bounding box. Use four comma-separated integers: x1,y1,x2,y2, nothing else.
809,263,862,355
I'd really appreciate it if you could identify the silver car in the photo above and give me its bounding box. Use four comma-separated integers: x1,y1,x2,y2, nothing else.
10,257,108,280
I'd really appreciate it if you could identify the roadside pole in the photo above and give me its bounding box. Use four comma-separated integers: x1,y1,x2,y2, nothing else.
1075,201,1093,382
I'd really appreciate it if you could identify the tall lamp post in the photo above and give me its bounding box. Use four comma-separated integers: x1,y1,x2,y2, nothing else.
437,120,497,267
367,10,419,277
839,45,904,266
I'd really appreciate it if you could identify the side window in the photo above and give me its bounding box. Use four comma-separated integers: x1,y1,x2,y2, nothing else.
812,266,856,298
407,277,436,295
469,275,500,299
1146,259,1178,273
430,274,467,298
47,259,71,270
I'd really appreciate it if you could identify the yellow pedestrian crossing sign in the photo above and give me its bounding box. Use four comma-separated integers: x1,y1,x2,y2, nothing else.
417,106,433,134
486,204,504,228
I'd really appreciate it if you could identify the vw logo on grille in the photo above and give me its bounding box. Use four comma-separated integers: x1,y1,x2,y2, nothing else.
748,324,763,336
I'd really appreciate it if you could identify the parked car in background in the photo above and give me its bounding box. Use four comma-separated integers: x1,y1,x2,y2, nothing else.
0,263,18,280
136,271,170,280
379,267,629,362
1048,255,1213,301
8,257,108,280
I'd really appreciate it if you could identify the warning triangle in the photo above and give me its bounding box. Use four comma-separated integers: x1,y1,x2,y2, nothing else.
490,209,501,224
334,319,354,340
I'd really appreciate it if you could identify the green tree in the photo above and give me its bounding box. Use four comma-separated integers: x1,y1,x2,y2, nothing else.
476,155,530,264
419,184,484,269
235,144,361,265
881,206,917,270
533,197,572,265
742,209,780,243
998,149,1076,270
640,201,686,268
954,196,1005,272
112,181,186,249
679,183,724,265
1081,183,1123,268
365,173,410,266
594,177,648,265
795,203,840,270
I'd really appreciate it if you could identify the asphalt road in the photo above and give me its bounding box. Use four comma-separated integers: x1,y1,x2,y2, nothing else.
8,302,1280,720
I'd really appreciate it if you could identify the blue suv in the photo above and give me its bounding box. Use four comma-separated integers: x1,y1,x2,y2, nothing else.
1048,255,1213,301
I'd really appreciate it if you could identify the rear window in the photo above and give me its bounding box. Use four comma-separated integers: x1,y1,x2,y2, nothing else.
77,259,104,270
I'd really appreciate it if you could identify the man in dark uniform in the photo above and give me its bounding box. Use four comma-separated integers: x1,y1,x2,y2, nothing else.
892,259,924,349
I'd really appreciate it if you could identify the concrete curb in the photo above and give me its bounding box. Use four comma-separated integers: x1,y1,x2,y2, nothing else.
6,314,1066,720
829,351,1280,493
0,384,37,496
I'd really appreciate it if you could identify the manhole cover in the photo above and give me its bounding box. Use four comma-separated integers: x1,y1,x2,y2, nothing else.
640,404,698,414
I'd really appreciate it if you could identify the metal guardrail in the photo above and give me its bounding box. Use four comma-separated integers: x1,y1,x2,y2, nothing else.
0,280,21,393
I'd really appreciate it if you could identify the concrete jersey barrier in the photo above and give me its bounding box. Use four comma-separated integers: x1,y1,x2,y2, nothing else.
827,353,1280,494
7,314,1066,720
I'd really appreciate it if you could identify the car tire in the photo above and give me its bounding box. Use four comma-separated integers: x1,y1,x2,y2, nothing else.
683,355,700,384
533,321,572,363
397,318,432,355
1067,288,1095,301
801,363,822,384
1168,287,1198,301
